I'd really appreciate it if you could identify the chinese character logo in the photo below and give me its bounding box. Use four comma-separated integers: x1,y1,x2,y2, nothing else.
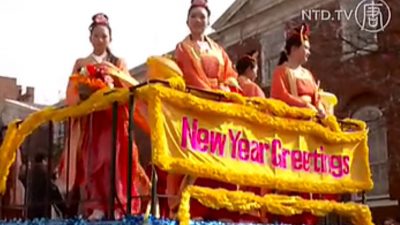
355,0,391,33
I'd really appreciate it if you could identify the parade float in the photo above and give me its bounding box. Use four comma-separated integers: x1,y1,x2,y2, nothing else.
0,56,374,225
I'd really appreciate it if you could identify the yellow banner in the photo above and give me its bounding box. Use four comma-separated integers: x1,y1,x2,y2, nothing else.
139,85,373,194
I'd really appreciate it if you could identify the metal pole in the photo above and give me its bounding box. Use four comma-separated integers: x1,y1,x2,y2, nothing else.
109,102,118,219
127,88,135,215
150,165,158,216
46,121,54,218
66,119,71,201
361,191,366,204
273,190,279,225
24,132,32,219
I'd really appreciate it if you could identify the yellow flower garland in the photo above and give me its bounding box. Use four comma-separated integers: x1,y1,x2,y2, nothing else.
177,186,374,225
0,88,130,193
172,76,364,133
135,84,373,194
0,81,371,195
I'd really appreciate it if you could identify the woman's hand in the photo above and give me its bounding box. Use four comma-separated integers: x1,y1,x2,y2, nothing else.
317,107,327,119
104,75,115,88
219,84,231,92
224,77,241,90
317,108,327,119
78,83,95,101
306,103,318,112
306,103,326,118
317,103,327,118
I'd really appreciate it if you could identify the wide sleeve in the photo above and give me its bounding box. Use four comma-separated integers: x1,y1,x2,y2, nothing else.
252,84,266,98
270,67,308,107
121,63,151,135
221,48,238,80
241,81,265,98
116,58,130,74
114,58,139,87
65,59,82,106
175,43,211,90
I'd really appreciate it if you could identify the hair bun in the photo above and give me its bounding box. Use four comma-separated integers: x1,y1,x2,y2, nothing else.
191,0,208,6
188,0,211,17
246,50,259,59
92,13,109,25
286,23,310,43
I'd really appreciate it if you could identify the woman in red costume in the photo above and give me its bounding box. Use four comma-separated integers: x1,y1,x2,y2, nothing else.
236,51,265,98
167,0,243,222
56,13,150,220
270,23,336,225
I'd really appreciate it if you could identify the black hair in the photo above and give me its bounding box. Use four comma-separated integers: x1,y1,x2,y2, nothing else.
278,23,310,65
188,4,211,18
34,153,47,163
89,13,119,66
236,56,256,75
277,35,303,65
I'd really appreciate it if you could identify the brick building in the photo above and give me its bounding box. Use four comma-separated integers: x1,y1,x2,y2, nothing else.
0,75,49,158
129,0,400,223
0,76,35,104
0,76,45,218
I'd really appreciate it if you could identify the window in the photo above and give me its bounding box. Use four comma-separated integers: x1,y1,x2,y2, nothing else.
339,0,378,61
352,106,389,198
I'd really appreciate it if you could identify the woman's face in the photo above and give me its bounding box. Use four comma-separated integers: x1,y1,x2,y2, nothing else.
291,40,311,64
187,7,209,36
90,25,111,53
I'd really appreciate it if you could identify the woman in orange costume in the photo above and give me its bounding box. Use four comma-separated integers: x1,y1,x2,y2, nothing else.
174,0,240,93
236,51,265,98
270,23,337,225
235,52,273,223
166,0,241,221
270,23,325,114
56,13,150,220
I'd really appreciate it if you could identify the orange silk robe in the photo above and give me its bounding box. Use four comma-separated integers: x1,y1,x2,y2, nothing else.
238,76,265,98
175,36,238,91
270,64,320,108
57,56,150,216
